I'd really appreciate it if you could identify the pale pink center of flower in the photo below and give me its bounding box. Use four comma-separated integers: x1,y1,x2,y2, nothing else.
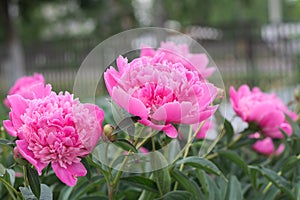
132,83,178,113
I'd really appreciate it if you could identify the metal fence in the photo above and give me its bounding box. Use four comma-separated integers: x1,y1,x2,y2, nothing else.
0,25,299,99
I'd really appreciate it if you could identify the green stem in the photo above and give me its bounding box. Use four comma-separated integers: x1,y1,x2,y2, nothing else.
112,126,148,196
23,166,29,187
136,131,156,149
171,121,206,167
133,126,145,146
173,125,193,190
151,136,156,151
0,177,21,200
262,171,282,194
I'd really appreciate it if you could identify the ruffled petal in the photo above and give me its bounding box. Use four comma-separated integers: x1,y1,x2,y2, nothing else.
104,67,121,96
16,140,47,175
112,87,148,119
52,162,86,186
3,120,17,137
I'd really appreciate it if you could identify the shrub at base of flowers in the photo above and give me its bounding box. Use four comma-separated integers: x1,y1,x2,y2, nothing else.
0,42,300,200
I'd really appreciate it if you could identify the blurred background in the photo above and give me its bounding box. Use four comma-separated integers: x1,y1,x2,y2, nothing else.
1,0,300,101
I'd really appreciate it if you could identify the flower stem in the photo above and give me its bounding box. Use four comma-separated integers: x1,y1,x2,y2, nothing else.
262,171,282,194
23,166,29,187
111,126,147,196
173,122,206,190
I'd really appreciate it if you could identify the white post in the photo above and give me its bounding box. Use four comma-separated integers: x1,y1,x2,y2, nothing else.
268,0,282,24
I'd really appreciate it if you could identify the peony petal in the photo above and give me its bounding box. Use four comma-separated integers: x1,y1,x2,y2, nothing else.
52,162,86,186
138,118,178,138
163,124,178,138
195,83,218,111
104,67,121,96
280,122,292,137
140,46,156,57
116,55,128,73
252,138,274,156
7,95,28,129
3,120,17,137
152,102,181,123
112,87,148,118
16,140,47,175
78,104,104,151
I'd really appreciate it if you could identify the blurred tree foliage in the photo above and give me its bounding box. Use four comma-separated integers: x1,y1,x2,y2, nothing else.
162,0,269,27
1,0,300,44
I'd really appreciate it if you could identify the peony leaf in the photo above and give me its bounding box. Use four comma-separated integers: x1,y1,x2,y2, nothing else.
153,167,171,195
40,184,52,200
114,139,138,153
176,156,222,176
219,150,248,174
281,156,300,173
225,175,243,200
0,139,14,148
112,116,141,135
20,186,37,200
26,166,41,199
224,119,234,143
170,169,203,199
120,176,158,193
249,166,293,199
155,191,192,200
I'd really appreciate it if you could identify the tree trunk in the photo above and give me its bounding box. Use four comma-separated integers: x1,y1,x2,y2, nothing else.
1,0,25,91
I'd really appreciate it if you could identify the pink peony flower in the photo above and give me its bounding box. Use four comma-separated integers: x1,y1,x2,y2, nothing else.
140,42,215,79
251,135,284,156
3,92,104,186
104,53,218,138
230,84,297,139
4,73,51,107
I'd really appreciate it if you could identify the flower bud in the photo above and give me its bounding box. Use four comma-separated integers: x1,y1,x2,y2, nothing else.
103,124,117,142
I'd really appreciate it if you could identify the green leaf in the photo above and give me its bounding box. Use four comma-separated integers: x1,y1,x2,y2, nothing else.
120,176,158,193
78,195,108,200
262,186,280,200
224,119,234,143
26,166,41,199
138,190,158,200
57,186,73,200
0,164,6,176
153,167,171,195
285,114,300,138
249,166,293,199
199,171,222,200
112,116,141,135
176,156,222,176
0,139,14,147
281,155,300,173
20,186,37,200
225,175,243,200
170,169,202,199
114,139,138,153
219,150,248,174
155,191,192,200
249,167,258,189
40,184,52,200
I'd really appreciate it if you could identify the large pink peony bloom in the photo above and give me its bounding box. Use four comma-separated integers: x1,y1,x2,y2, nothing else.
140,42,215,79
230,84,297,139
230,84,297,156
104,53,218,138
3,92,104,186
4,73,51,107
